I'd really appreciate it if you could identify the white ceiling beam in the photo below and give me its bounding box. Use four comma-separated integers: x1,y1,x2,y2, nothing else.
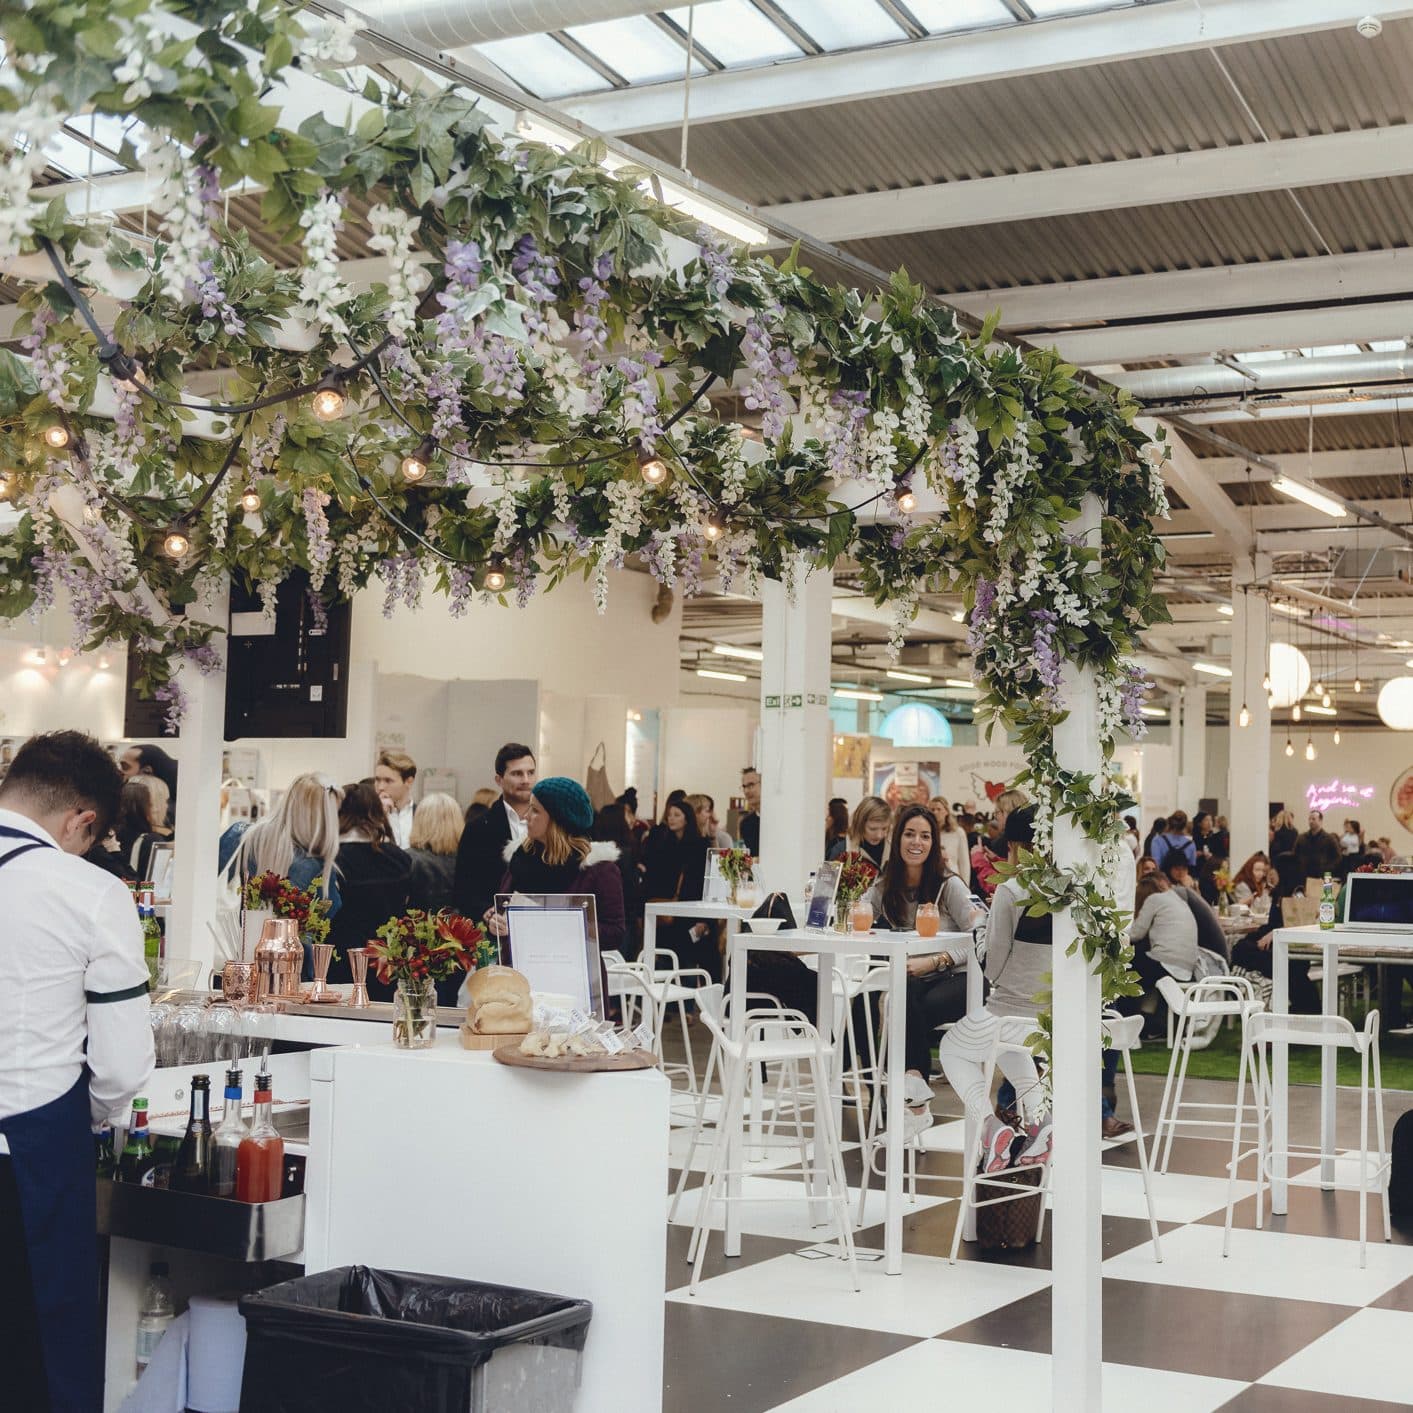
1055,301,1413,366
1205,449,1413,484
831,596,966,643
953,248,1413,332
762,126,1413,244
1143,417,1251,555
557,0,1413,134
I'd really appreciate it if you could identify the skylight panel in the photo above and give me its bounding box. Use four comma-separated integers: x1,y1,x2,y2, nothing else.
42,129,124,179
1025,0,1130,14
476,32,614,98
1370,339,1408,352
664,1,802,65
773,0,905,50
1299,344,1361,358
565,15,707,84
1233,349,1289,363
904,0,1015,33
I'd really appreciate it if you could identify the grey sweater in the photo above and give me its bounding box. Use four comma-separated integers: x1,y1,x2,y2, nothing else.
983,879,1053,1018
1130,889,1198,980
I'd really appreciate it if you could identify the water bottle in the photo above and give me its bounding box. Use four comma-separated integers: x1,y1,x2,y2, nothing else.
135,1261,175,1380
1319,873,1337,931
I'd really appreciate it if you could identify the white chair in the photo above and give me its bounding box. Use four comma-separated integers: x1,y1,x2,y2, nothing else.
685,985,860,1295
634,947,714,1098
602,950,647,1030
1223,1009,1390,1267
1307,961,1371,1012
1101,1009,1164,1262
1153,974,1264,1174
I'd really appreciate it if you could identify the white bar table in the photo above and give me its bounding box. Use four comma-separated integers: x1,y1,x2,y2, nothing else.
724,925,975,1276
643,899,755,974
1271,922,1413,1209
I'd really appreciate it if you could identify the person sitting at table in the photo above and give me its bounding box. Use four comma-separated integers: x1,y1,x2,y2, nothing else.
1164,856,1231,960
938,806,1053,1172
1233,866,1321,1013
969,819,1005,899
640,795,713,977
832,795,890,866
1119,872,1198,1039
861,805,984,1137
1231,851,1272,904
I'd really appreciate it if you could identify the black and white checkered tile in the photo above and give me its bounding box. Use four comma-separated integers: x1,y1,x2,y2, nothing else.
661,1075,1413,1413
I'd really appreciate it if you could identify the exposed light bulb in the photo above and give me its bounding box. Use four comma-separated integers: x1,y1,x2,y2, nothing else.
638,444,669,486
1262,673,1272,693
1334,728,1342,745
163,529,191,560
310,373,346,422
702,509,726,542
483,559,508,593
240,485,262,514
895,487,917,514
1238,703,1250,728
1314,680,1324,696
1322,692,1331,708
401,437,436,483
43,422,70,449
1292,703,1302,722
1285,738,1295,757
1354,677,1363,693
1305,737,1316,761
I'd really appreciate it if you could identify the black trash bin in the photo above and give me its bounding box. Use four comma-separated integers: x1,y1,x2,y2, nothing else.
237,1265,592,1413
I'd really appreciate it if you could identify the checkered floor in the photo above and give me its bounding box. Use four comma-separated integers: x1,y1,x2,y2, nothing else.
661,1070,1413,1412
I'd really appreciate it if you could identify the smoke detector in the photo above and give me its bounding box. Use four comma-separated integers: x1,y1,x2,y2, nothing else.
1357,15,1384,37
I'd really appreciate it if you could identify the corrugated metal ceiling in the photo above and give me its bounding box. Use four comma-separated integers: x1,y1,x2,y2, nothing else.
1188,411,1413,458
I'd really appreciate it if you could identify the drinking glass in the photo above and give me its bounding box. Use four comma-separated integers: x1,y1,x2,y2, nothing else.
850,898,874,933
915,902,941,939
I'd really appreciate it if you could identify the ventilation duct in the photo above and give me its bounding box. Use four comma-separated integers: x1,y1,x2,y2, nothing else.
1119,349,1413,404
350,0,665,49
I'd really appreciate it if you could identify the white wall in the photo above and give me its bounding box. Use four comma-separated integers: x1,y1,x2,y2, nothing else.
0,609,126,740
659,705,758,825
1267,727,1411,846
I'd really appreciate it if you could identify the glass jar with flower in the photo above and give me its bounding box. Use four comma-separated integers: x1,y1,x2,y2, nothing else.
718,845,755,907
833,852,879,933
370,909,495,1048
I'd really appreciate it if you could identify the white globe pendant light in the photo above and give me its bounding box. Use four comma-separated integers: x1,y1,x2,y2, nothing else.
1267,642,1311,710
1378,677,1413,730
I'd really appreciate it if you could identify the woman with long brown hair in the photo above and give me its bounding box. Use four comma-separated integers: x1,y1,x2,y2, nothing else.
1231,851,1272,903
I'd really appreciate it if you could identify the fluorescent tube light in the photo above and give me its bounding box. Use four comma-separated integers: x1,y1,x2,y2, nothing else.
1270,475,1347,519
1159,530,1215,541
712,644,764,662
1193,661,1233,678
697,667,747,682
1218,604,1234,616
944,678,976,689
885,668,932,684
1304,704,1337,716
1140,706,1168,718
833,687,884,702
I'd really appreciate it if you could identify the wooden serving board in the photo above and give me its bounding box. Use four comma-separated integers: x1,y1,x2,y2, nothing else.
492,1043,659,1073
460,1027,529,1051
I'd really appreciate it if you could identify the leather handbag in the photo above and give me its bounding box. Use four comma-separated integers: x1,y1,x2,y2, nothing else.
974,1165,1044,1250
585,741,615,811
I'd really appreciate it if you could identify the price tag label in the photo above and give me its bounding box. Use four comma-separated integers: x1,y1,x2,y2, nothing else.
631,1022,653,1050
597,1027,626,1055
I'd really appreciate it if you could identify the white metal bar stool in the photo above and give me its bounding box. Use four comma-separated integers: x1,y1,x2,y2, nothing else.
1154,974,1264,1174
1101,1009,1164,1262
635,946,713,1100
1224,1009,1390,1267
685,985,860,1295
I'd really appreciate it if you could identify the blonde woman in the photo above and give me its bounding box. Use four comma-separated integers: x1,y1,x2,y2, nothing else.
687,792,733,849
927,796,971,886
234,772,343,911
833,795,891,867
407,791,464,911
116,776,172,879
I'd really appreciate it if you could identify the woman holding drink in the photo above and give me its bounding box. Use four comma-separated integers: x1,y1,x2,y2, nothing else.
859,806,985,1133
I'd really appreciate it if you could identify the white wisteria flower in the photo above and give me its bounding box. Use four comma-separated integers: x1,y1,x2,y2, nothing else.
0,91,63,261
298,192,355,338
367,203,429,339
299,10,364,67
145,139,211,302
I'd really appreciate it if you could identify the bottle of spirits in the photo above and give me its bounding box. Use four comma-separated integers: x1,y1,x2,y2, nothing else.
170,1074,213,1194
134,1261,175,1381
137,882,163,988
235,1067,284,1203
211,1068,247,1199
1319,872,1337,930
116,1098,159,1186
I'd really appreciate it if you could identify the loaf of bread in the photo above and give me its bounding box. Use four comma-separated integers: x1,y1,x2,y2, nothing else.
465,965,533,1034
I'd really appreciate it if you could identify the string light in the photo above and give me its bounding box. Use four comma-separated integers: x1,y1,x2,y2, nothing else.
400,437,436,483
0,472,10,500
162,528,191,560
895,485,917,514
702,509,727,542
1322,691,1331,708
310,372,347,422
1285,736,1295,757
1334,727,1342,745
43,422,70,450
483,558,508,593
1354,677,1363,693
638,444,668,486
240,485,262,514
1305,736,1316,761
1238,703,1250,728
1292,703,1302,722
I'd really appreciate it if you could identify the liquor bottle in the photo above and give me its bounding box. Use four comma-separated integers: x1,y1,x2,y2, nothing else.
235,1067,284,1203
95,1126,116,1179
170,1074,213,1194
1319,873,1337,930
134,1261,175,1381
116,1098,158,1186
211,1068,247,1198
137,883,163,988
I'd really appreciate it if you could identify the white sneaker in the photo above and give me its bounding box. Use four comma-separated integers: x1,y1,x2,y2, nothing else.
902,1073,934,1107
903,1107,935,1140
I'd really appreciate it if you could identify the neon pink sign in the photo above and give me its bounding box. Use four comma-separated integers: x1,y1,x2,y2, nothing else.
1305,779,1375,813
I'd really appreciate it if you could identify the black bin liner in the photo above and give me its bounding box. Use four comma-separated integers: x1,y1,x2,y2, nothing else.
238,1265,592,1412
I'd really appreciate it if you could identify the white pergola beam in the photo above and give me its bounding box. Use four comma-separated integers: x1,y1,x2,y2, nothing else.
558,0,1413,134
1054,301,1413,366
953,248,1413,332
763,126,1413,245
1144,418,1250,555
1205,449,1413,484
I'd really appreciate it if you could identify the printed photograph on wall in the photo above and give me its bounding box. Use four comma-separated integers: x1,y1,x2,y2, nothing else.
1390,766,1413,834
872,759,941,809
833,734,870,779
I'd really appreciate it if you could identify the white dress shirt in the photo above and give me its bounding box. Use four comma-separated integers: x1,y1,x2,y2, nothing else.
504,800,528,847
0,808,154,1149
388,801,415,850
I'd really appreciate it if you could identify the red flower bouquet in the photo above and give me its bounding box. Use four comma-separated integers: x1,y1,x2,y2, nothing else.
369,908,495,987
835,851,879,907
244,871,333,947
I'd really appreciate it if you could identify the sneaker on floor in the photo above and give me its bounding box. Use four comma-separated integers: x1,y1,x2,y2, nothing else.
1017,1118,1054,1166
903,1073,934,1107
1101,1116,1133,1140
980,1114,1019,1174
903,1106,935,1140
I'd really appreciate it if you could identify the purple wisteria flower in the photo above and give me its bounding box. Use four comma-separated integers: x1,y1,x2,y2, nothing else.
302,487,332,581
511,546,537,607
1119,662,1152,737
741,309,798,441
696,231,733,299
617,351,663,447
182,642,223,676
306,589,328,636
427,365,465,441
826,389,869,479
1031,608,1063,706
379,553,423,616
193,258,246,337
966,574,996,653
155,679,189,734
20,306,72,408
447,564,476,617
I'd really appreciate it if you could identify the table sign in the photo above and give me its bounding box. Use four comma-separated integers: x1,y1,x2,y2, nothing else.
805,862,841,931
497,892,604,1016
703,849,731,903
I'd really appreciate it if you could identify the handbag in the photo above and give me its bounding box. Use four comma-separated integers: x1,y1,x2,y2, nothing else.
974,1165,1044,1250
585,741,615,811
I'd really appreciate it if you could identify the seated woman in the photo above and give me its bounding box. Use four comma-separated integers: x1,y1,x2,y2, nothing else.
860,804,984,1136
832,795,890,867
640,796,713,977
116,776,173,881
1120,873,1198,1038
969,818,1005,899
938,807,1052,1171
1232,866,1321,1013
1231,851,1272,905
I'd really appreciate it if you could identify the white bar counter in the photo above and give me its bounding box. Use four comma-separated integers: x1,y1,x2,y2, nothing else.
305,1035,669,1413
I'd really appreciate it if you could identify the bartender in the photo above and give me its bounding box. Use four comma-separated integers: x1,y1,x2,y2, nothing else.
0,731,154,1412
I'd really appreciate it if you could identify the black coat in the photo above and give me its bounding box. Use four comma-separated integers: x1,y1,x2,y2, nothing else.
640,829,707,904
407,848,457,913
452,800,514,922
328,840,412,997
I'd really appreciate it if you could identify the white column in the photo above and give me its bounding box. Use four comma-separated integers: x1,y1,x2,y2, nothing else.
1176,684,1208,809
1228,552,1271,863
167,578,229,985
757,564,832,896
1051,493,1103,1409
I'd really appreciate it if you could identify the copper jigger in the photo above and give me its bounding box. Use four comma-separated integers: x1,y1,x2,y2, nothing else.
254,918,303,1002
304,943,338,1003
347,948,371,1008
222,961,259,1006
